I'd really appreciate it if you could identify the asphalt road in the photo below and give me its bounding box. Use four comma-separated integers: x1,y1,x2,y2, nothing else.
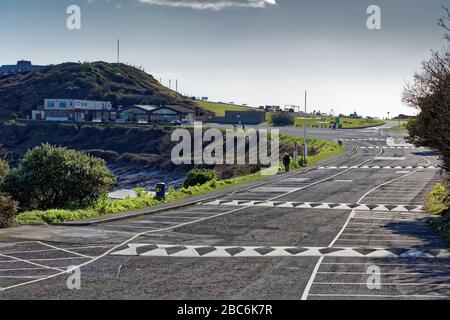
0,123,448,300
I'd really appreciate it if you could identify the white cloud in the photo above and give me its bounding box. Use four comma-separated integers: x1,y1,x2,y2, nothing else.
138,0,277,11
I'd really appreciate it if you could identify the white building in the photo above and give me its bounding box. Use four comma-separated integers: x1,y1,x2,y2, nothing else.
33,99,115,122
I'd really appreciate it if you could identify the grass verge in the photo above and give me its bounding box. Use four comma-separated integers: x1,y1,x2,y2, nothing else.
425,183,450,245
16,174,263,225
294,117,384,129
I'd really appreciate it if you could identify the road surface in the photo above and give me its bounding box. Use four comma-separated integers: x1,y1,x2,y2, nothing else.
0,123,448,300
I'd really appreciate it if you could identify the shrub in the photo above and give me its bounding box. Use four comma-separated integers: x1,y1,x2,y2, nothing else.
271,113,295,126
183,169,219,188
425,183,450,215
0,159,9,183
0,193,18,228
2,144,117,210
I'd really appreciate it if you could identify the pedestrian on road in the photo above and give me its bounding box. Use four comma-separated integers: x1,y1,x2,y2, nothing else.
283,153,291,172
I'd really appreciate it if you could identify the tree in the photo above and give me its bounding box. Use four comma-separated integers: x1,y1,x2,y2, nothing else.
2,144,116,210
402,6,450,173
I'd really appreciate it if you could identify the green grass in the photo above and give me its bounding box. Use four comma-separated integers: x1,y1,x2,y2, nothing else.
279,134,346,169
389,121,409,131
425,183,450,245
197,101,258,117
16,134,346,225
293,117,384,129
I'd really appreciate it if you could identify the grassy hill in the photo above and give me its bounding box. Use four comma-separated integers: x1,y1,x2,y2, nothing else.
197,101,256,117
0,61,209,119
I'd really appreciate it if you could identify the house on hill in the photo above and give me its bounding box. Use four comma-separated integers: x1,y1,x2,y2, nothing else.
32,99,116,122
0,60,45,75
120,105,195,124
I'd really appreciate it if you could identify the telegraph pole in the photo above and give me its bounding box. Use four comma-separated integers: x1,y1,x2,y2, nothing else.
303,91,308,165
117,39,120,64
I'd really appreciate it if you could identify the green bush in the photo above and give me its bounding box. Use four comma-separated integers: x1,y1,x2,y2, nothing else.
0,193,18,228
271,113,295,126
425,183,450,215
2,144,117,211
183,169,219,188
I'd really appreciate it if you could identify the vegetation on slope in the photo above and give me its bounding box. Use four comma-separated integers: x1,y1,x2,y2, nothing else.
0,61,208,119
426,183,450,244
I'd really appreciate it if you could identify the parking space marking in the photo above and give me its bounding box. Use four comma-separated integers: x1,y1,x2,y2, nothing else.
313,282,450,287
0,275,56,279
0,267,51,272
0,253,64,272
37,241,93,259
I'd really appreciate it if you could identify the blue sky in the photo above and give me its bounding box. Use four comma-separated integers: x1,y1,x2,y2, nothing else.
0,0,448,117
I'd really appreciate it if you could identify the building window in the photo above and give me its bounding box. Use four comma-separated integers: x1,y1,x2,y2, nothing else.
59,101,67,108
47,101,55,108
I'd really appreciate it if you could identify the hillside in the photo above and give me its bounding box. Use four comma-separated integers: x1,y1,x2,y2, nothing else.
196,101,255,116
0,61,209,119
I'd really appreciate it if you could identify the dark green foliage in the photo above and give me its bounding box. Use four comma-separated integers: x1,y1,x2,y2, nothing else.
0,121,176,168
183,169,219,188
402,11,450,172
2,144,117,210
0,192,18,228
406,93,450,172
271,113,295,126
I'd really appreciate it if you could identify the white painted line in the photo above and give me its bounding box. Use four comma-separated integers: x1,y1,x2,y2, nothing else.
301,256,323,301
0,267,49,272
341,233,436,238
317,272,424,275
336,239,427,243
308,294,450,299
350,217,424,221
0,275,56,279
321,262,450,267
37,241,93,259
0,253,64,272
131,221,180,225
314,282,450,287
25,257,91,262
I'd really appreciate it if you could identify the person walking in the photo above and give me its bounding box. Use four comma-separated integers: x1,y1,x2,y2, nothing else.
283,153,291,172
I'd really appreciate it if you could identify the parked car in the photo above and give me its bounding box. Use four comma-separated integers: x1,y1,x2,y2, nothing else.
170,120,182,126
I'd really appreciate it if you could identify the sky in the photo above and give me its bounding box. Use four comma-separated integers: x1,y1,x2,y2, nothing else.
0,0,448,117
